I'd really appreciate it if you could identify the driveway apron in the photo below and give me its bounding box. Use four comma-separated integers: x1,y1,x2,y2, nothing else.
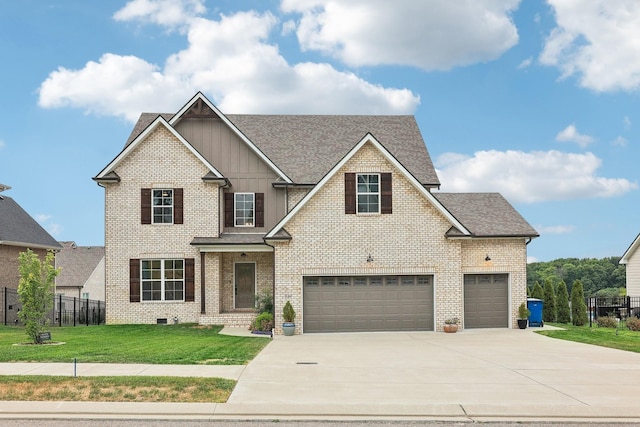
228,328,640,409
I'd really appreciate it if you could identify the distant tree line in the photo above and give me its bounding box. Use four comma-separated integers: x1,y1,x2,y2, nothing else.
527,257,626,298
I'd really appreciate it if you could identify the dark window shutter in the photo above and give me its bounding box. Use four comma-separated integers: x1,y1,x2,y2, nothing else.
185,258,195,302
381,173,392,214
173,188,183,224
255,193,264,227
224,192,234,227
345,173,356,214
129,259,140,303
141,188,151,224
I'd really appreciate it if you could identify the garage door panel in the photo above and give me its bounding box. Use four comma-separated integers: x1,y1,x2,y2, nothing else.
464,274,508,328
304,275,433,332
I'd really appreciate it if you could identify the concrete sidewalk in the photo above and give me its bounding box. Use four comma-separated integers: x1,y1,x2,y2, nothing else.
2,327,640,422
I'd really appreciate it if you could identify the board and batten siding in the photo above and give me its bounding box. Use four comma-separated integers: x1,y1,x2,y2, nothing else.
175,118,286,232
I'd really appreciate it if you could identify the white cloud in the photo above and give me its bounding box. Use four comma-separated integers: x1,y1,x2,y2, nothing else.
517,57,533,69
536,225,575,235
281,0,520,71
0,139,5,149
612,136,628,147
38,8,419,121
34,214,62,236
113,0,206,31
527,256,539,264
540,0,640,92
435,149,637,203
624,116,632,129
555,124,594,148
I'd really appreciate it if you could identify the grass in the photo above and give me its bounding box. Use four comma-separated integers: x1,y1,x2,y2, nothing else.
0,375,235,402
537,322,640,353
0,323,270,365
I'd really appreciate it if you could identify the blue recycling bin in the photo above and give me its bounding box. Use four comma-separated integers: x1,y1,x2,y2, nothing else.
527,298,544,327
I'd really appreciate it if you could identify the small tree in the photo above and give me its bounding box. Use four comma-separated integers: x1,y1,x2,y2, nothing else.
570,279,588,326
531,281,544,300
556,280,571,323
17,249,60,343
542,279,556,322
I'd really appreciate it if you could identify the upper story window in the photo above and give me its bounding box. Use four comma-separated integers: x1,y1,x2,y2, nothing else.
345,173,392,215
141,188,183,225
153,189,173,224
357,174,380,214
235,193,255,227
140,259,184,301
224,192,264,228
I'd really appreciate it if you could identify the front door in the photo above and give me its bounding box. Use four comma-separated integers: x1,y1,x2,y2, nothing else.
235,262,255,309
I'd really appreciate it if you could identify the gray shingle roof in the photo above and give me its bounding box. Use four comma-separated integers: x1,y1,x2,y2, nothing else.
434,193,538,238
0,196,62,249
55,242,105,287
126,113,440,186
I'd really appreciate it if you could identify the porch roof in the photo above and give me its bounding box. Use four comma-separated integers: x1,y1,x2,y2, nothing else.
191,234,273,252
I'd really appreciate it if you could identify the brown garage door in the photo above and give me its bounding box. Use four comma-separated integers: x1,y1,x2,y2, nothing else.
464,274,509,328
303,275,434,332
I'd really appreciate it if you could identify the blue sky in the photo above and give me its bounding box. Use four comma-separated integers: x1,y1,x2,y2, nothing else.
0,0,638,262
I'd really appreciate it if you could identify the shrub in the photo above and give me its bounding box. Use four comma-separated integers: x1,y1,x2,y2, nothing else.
252,312,274,332
543,279,556,322
282,300,296,323
626,317,640,331
596,316,618,328
518,302,530,319
255,289,273,315
556,281,571,323
570,280,588,326
531,282,544,300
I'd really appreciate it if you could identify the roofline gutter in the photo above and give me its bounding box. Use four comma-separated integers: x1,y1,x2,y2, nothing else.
0,240,62,251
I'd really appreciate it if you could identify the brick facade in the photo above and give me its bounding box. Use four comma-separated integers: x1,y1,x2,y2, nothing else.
100,99,533,333
271,143,529,333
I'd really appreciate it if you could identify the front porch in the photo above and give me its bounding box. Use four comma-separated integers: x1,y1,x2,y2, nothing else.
193,234,274,329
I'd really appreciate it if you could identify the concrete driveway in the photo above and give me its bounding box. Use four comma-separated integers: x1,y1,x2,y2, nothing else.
228,327,640,419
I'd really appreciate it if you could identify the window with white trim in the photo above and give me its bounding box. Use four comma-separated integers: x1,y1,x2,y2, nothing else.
235,193,255,226
357,174,379,213
141,259,184,301
152,189,173,224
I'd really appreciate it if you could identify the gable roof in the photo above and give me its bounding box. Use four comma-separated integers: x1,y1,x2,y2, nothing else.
266,133,468,239
94,115,225,181
56,242,105,287
0,196,62,250
123,95,439,186
620,233,640,264
433,193,539,238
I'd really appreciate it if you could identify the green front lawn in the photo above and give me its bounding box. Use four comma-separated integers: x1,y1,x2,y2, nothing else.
0,324,270,365
537,323,640,353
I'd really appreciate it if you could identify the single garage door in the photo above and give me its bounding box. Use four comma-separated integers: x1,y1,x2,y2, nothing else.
303,275,433,332
464,274,509,328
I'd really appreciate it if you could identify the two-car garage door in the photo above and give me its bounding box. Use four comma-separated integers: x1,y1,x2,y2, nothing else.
303,275,434,332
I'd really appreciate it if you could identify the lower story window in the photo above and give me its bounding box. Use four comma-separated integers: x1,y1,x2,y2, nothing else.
141,259,184,301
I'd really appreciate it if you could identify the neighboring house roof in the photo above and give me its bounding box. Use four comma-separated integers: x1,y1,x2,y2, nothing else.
55,241,105,287
123,96,439,187
266,133,469,239
620,233,640,264
0,195,62,250
433,193,539,238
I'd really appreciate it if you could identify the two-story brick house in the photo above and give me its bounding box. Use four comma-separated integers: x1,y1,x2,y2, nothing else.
94,92,538,333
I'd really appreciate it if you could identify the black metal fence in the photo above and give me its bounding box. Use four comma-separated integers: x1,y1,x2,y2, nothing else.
587,296,640,323
2,287,105,326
